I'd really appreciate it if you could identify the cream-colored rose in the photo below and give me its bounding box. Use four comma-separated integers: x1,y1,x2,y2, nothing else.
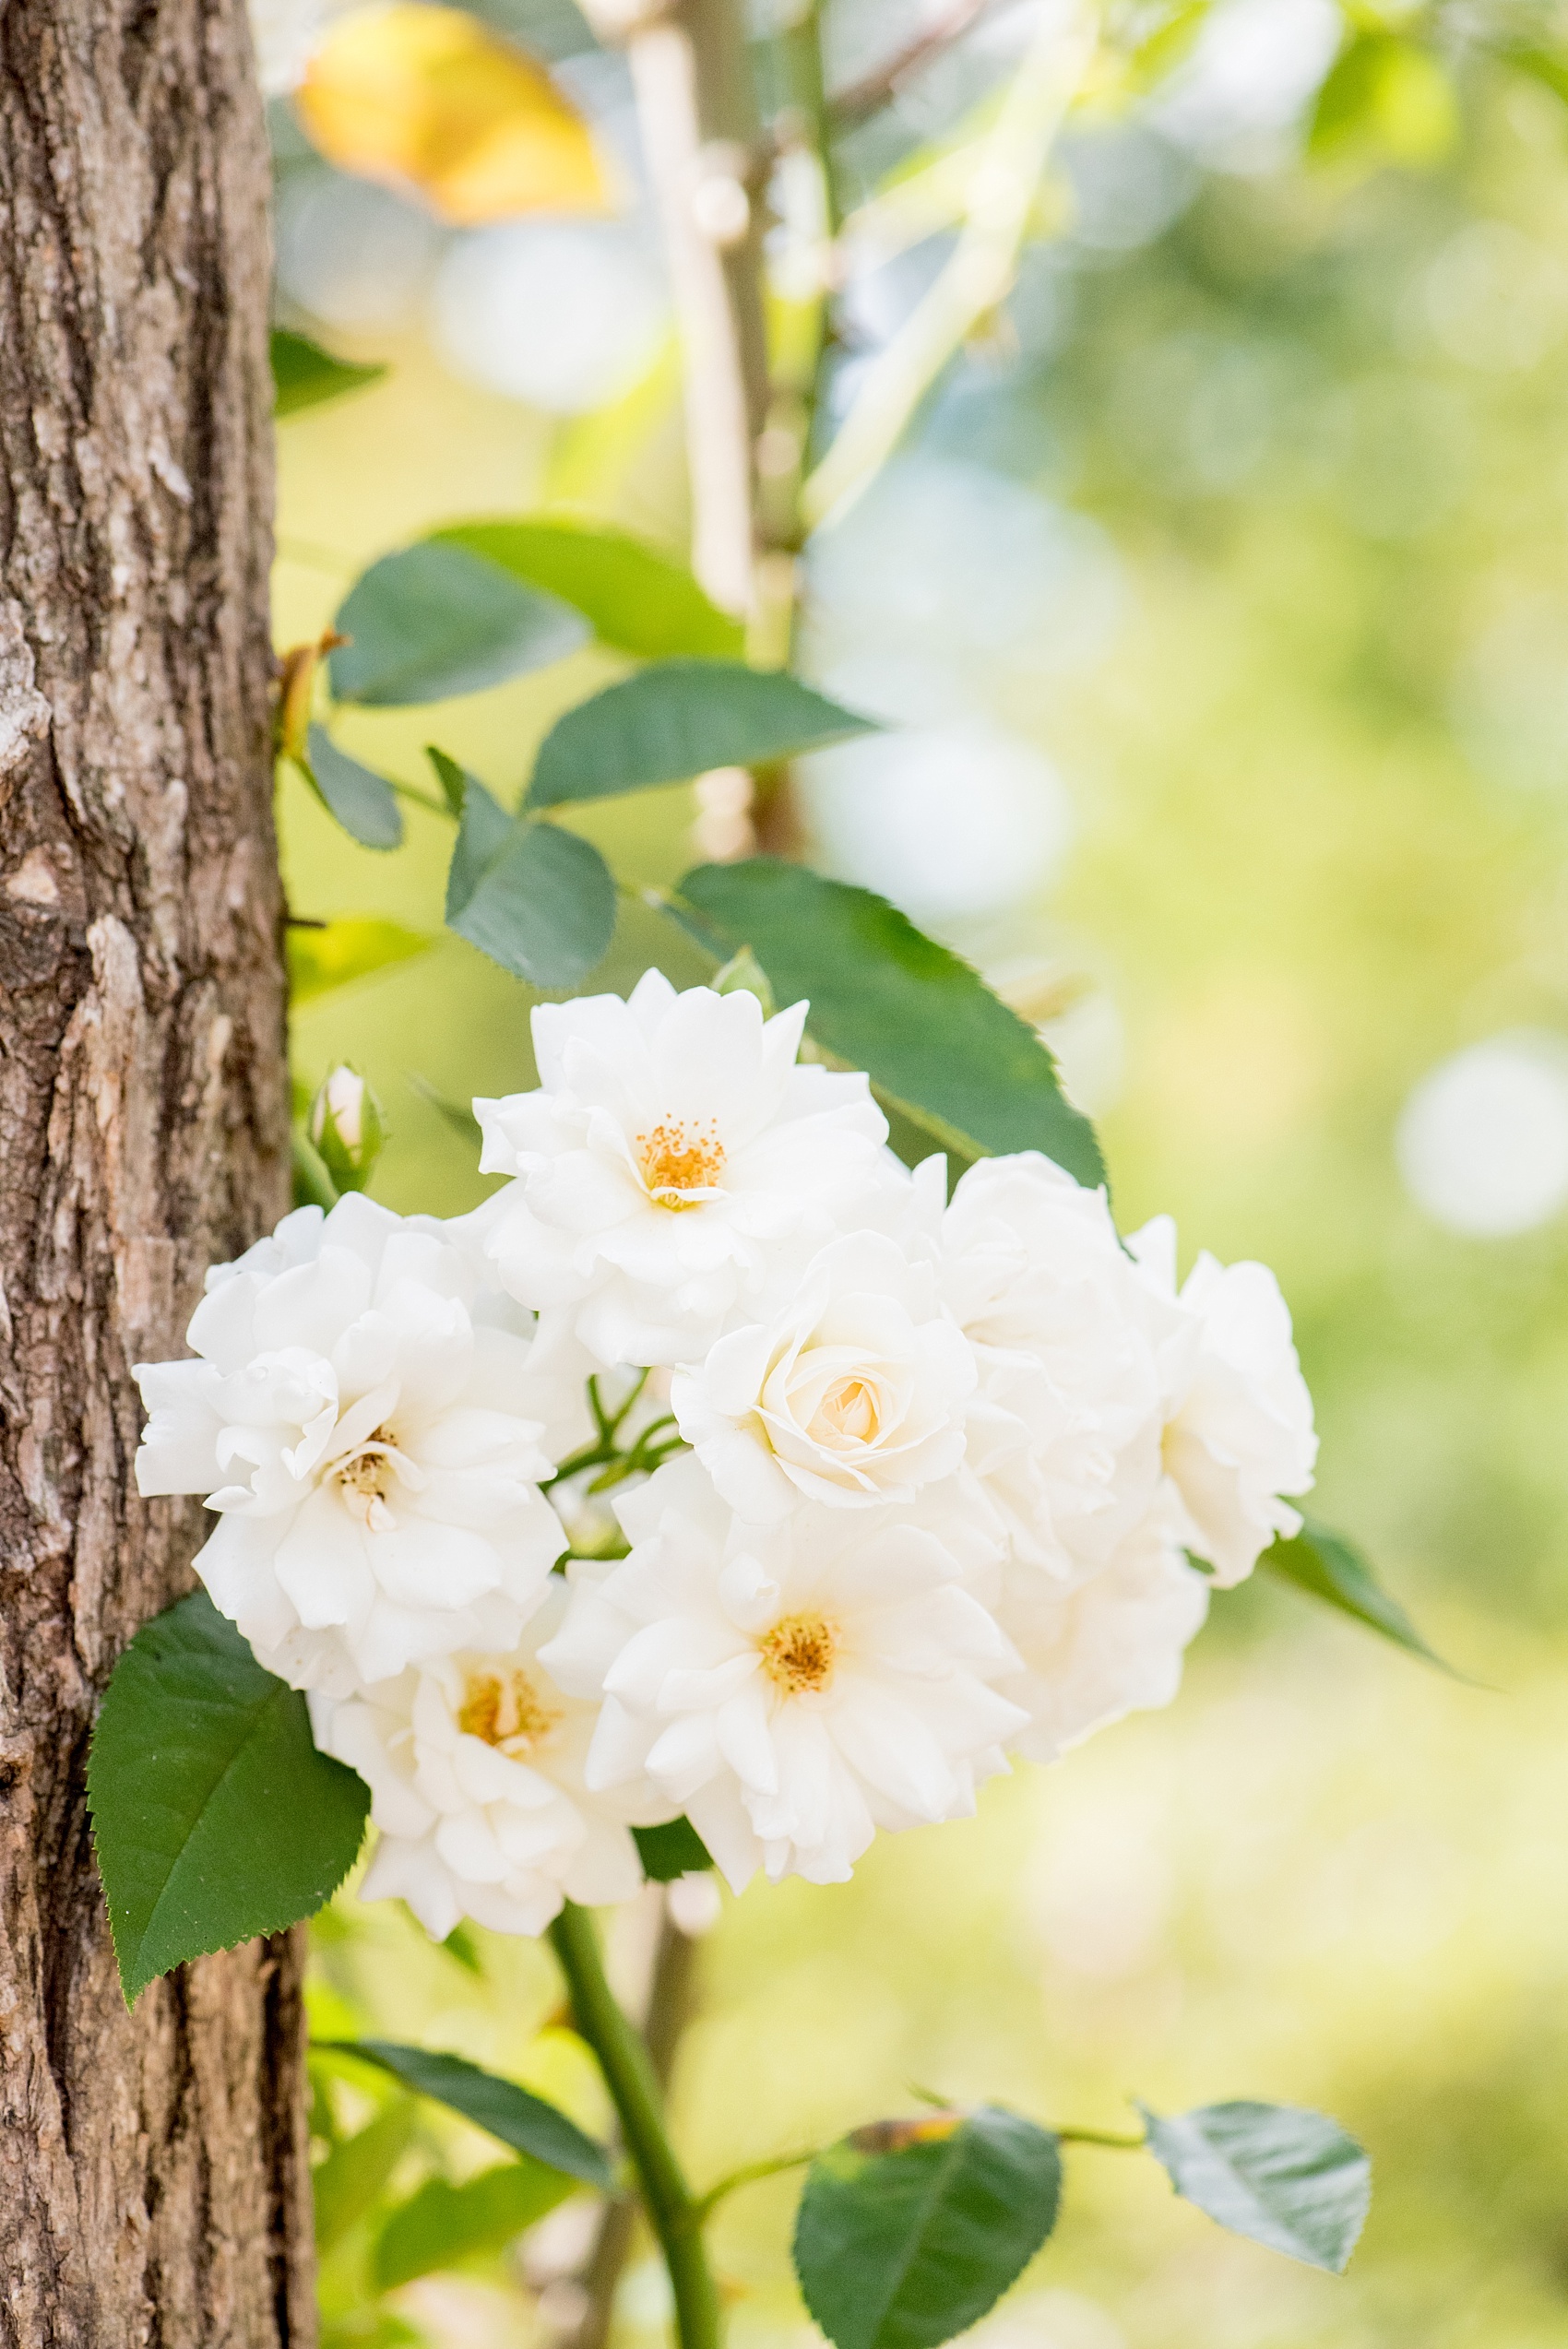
671,1231,976,1524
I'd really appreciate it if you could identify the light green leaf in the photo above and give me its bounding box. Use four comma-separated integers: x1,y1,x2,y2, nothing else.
314,2101,418,2253
287,918,434,1004
1260,1517,1451,1672
1139,2100,1371,2272
793,2109,1062,2349
87,1592,370,2005
433,517,743,659
675,860,1104,1190
320,2040,614,2189
330,542,588,707
271,328,387,419
374,2161,577,2291
442,752,616,988
528,661,875,809
297,726,404,850
1308,32,1456,166
632,1817,713,1882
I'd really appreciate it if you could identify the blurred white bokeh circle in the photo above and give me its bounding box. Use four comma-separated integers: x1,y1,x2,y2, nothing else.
1396,1032,1568,1236
433,219,668,413
797,722,1074,922
275,169,444,331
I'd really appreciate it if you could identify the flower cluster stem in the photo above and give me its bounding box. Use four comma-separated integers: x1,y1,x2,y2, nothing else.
549,1902,722,2349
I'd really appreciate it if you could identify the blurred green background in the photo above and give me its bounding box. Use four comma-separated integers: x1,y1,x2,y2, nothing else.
273,6,1568,2343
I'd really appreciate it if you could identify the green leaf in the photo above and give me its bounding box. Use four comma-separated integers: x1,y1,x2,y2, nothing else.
1308,32,1456,166
527,661,875,810
793,2109,1062,2349
676,860,1104,1190
287,917,434,1004
320,2041,614,2190
633,1817,713,1882
1260,1517,1451,1672
1139,2100,1371,2272
298,726,404,850
433,518,743,660
87,1591,370,2005
314,2100,418,2253
444,759,617,988
330,541,588,707
374,2160,577,2292
271,328,387,419
434,753,514,917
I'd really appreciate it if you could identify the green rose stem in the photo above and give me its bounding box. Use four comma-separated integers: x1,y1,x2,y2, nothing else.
549,1901,723,2349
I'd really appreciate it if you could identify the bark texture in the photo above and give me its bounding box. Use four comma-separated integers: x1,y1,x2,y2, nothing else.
0,3,307,2341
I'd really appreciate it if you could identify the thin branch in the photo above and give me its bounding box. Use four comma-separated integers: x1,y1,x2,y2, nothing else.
802,0,1098,531
690,2145,819,2224
581,0,764,616
828,0,991,127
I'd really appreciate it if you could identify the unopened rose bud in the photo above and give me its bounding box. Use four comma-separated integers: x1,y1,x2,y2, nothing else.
308,1063,386,1194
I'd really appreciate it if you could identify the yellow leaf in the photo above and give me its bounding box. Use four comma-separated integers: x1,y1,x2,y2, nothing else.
296,4,610,227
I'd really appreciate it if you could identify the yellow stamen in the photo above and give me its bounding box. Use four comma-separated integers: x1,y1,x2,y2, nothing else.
636,1117,726,1209
458,1667,563,1755
759,1611,837,1696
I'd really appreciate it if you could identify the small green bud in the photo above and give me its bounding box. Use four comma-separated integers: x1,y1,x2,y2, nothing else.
712,945,776,1017
308,1063,386,1194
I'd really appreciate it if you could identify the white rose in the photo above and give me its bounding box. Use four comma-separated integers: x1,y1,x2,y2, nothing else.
670,1230,977,1524
472,968,898,1369
539,1454,1027,1892
1128,1216,1317,1586
938,1154,1188,1587
994,1520,1210,1766
309,1581,671,1940
134,1195,569,1692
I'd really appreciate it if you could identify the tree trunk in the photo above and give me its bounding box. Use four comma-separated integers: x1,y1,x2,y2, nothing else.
0,4,307,2341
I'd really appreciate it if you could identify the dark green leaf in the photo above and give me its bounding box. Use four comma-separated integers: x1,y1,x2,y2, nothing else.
321,2041,614,2190
88,1591,370,2005
330,542,588,707
433,518,743,659
287,917,434,1003
633,1817,713,1882
528,661,875,810
793,2109,1062,2349
1261,1517,1451,1672
271,328,387,419
374,2161,577,2291
297,726,403,850
314,2101,418,2253
426,742,473,821
435,753,514,919
1139,2100,1371,2272
676,860,1104,1190
446,800,616,989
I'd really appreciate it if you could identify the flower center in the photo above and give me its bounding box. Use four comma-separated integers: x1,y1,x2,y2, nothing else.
636,1117,726,1210
814,1375,880,1445
759,1611,838,1697
333,1428,409,1531
458,1667,563,1756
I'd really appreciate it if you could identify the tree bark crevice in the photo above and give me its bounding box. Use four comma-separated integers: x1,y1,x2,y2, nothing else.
0,3,307,2340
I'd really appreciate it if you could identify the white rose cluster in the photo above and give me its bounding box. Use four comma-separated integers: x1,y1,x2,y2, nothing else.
134,972,1316,1933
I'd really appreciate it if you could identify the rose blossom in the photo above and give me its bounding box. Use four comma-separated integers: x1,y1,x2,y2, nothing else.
134,1194,568,1693
471,969,897,1368
1128,1216,1317,1585
671,1229,977,1524
310,1581,671,1939
538,1454,1026,1891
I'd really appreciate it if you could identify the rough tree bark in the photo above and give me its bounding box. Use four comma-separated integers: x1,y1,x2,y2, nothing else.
0,4,308,2342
